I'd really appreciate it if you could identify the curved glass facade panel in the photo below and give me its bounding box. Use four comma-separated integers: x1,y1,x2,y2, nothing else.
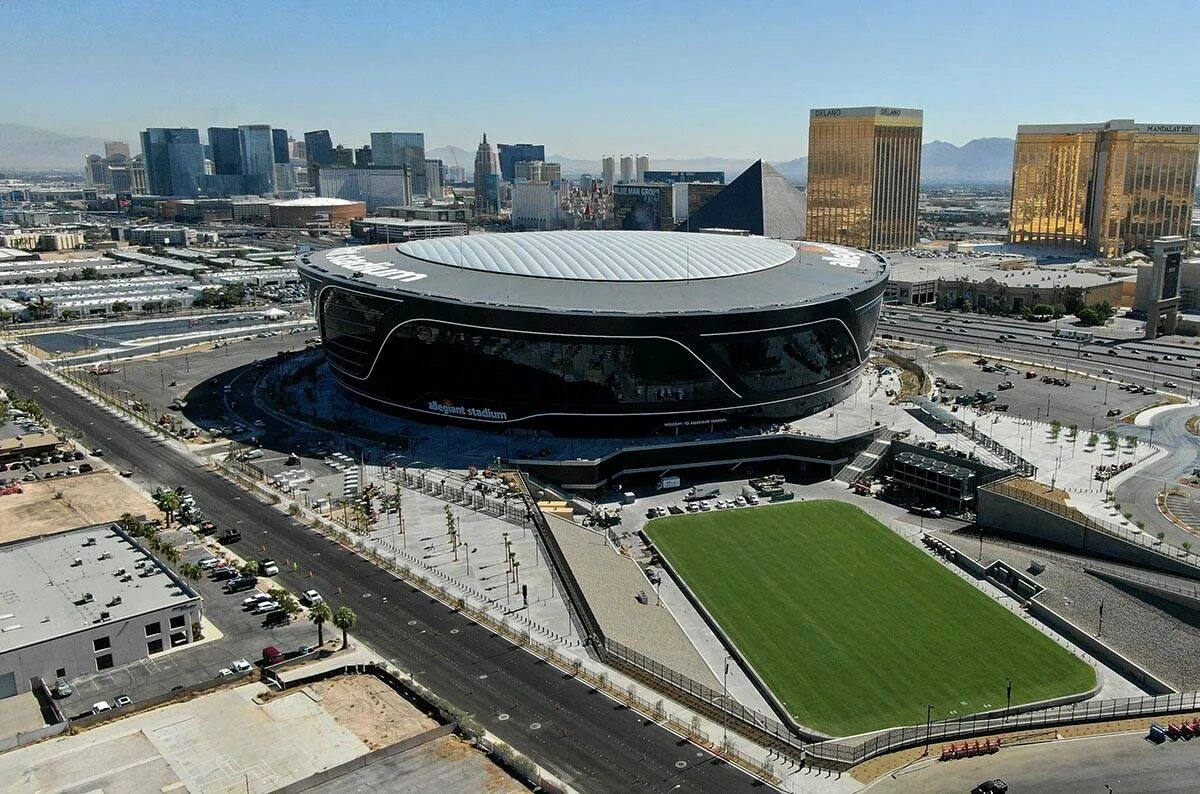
380,321,731,409
707,319,860,394
320,289,393,377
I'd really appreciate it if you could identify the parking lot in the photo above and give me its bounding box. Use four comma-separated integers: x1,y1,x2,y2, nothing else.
925,353,1163,430
53,521,316,719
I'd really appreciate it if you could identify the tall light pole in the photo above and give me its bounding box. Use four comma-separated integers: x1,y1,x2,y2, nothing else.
924,704,935,755
1006,678,1012,721
722,656,731,747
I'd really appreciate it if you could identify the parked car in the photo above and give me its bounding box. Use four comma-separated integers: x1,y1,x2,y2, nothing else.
262,646,285,665
259,559,279,576
53,677,73,698
232,658,253,673
302,589,323,606
114,695,133,708
242,593,271,608
198,557,222,570
78,463,93,473
253,600,280,614
91,701,112,715
211,567,239,581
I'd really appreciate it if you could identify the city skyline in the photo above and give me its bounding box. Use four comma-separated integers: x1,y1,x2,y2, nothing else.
5,0,1198,160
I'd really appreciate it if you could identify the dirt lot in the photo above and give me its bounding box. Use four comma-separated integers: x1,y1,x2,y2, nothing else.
307,675,438,751
0,471,156,541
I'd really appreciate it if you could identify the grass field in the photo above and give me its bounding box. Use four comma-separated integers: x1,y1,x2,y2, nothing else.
646,501,1095,736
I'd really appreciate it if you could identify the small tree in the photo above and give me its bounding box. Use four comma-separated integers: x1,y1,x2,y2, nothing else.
1105,431,1119,450
1088,433,1100,448
271,588,301,620
240,560,260,578
333,606,357,648
178,562,203,582
111,300,132,315
153,488,182,528
309,601,332,646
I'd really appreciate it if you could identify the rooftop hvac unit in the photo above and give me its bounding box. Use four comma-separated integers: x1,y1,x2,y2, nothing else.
72,558,83,567
83,537,96,546
107,595,122,607
99,611,110,621
99,551,112,560
115,568,126,576
82,592,93,603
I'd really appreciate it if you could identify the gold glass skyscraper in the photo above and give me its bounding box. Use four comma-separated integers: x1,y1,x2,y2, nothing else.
1010,120,1199,257
806,107,923,250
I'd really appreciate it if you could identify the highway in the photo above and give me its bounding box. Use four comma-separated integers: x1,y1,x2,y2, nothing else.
0,355,761,793
878,304,1200,395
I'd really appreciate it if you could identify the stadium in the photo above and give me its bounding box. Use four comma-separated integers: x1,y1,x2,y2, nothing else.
298,230,889,434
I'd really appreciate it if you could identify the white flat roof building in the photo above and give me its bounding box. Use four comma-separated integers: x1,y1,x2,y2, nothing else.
0,522,202,700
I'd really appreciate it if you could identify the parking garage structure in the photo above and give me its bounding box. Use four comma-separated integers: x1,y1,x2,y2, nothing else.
299,230,890,434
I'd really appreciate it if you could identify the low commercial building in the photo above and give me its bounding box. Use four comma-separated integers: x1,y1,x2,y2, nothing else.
112,226,195,247
350,217,468,243
378,203,472,223
268,197,365,227
0,522,202,700
885,248,1133,311
612,183,674,231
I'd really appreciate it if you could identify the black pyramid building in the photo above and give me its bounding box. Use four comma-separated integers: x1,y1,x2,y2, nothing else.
676,159,807,240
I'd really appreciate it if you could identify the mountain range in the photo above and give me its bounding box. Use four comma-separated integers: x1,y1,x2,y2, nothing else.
2,124,1016,184
430,139,1016,185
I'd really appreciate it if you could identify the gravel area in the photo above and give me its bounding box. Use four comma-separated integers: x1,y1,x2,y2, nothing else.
547,514,719,688
937,530,1200,691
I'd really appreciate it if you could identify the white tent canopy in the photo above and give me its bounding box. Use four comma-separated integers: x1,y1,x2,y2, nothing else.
261,307,290,320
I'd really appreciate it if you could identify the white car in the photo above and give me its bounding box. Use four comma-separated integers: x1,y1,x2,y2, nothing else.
242,593,271,607
217,667,234,677
1164,381,1178,388
699,501,712,511
199,557,222,570
232,659,252,673
259,559,279,576
91,701,112,715
685,502,699,512
302,589,323,606
1102,369,1114,375
253,600,280,614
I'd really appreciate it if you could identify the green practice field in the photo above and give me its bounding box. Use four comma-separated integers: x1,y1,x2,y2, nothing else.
646,500,1095,736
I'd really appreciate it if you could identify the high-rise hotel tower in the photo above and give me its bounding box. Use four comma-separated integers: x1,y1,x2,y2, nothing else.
1010,119,1199,257
806,106,923,250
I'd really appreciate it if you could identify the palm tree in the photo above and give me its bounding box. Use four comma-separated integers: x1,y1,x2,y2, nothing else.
332,606,357,649
309,602,332,646
153,489,182,529
178,562,202,582
160,544,181,565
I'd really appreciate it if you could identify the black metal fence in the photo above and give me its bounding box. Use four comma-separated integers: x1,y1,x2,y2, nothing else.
913,398,1037,477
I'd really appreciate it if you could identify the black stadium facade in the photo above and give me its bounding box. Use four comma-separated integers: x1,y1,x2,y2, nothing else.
299,231,889,434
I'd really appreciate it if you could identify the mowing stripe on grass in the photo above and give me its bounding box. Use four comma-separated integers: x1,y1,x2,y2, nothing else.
646,500,1095,736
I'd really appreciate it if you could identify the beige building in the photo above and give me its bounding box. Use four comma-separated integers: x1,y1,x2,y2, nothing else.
514,160,562,182
268,197,365,227
806,106,923,250
1010,120,1199,257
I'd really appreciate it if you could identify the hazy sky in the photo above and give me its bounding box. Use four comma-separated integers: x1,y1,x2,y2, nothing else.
5,0,1197,159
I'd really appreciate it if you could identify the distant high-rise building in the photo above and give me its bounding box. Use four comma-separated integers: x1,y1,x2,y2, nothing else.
619,156,635,184
497,143,546,181
601,156,615,190
643,170,725,185
129,155,148,194
304,130,334,170
806,106,923,250
104,141,130,160
425,159,444,197
289,138,307,162
514,161,562,182
272,128,290,163
473,134,501,213
442,163,466,184
331,145,354,167
635,155,650,182
371,132,427,195
207,127,243,175
354,146,373,168
140,127,205,197
83,154,107,187
239,124,277,193
1010,119,1200,256
314,165,411,212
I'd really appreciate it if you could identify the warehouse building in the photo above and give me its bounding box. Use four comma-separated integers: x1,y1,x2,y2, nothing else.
0,522,202,700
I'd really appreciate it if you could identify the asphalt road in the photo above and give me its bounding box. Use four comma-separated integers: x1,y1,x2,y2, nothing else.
874,730,1200,793
0,356,759,793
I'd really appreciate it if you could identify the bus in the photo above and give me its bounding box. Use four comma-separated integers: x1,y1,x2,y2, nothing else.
1053,328,1093,342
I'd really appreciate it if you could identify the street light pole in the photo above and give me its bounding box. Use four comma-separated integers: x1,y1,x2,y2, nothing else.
924,704,934,755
